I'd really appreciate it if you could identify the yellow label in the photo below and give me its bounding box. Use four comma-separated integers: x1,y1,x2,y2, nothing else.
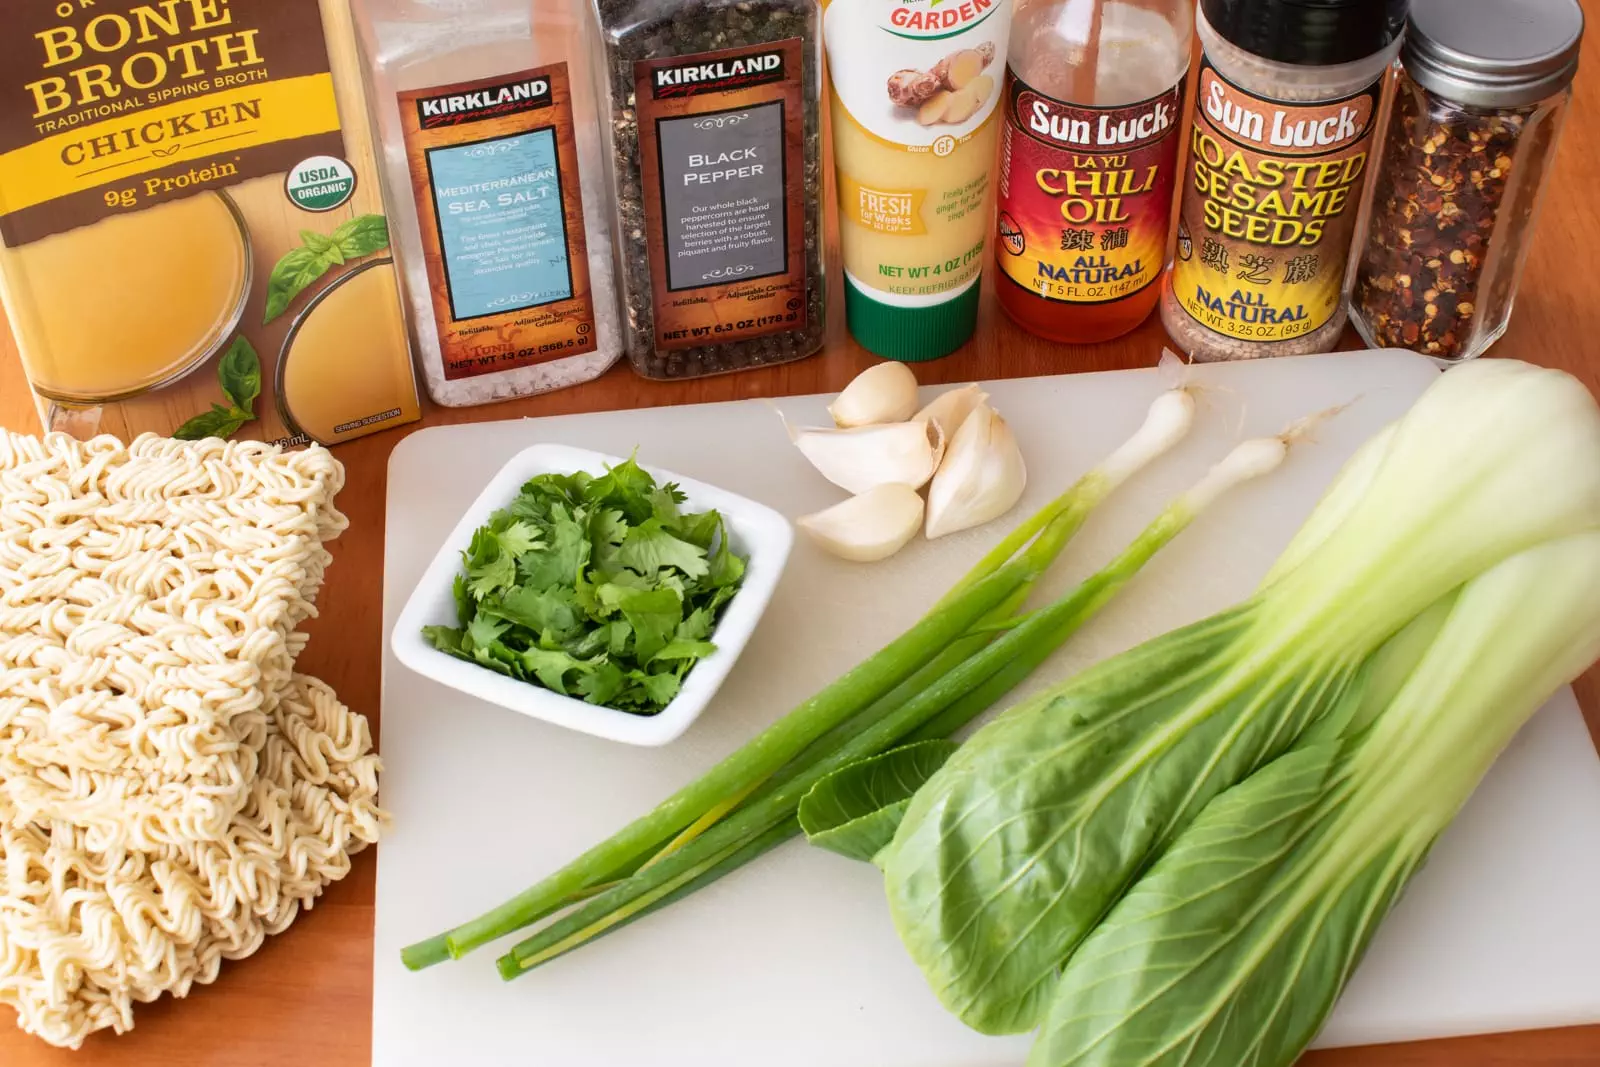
839,174,928,235
0,0,420,450
0,74,339,216
1169,59,1382,343
822,0,1011,318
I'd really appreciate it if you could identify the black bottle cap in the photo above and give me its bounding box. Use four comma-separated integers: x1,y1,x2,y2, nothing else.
1201,0,1409,66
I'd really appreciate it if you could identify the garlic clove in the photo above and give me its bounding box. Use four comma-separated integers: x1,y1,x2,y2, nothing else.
925,403,1028,540
829,361,921,427
792,418,946,495
914,383,989,438
799,484,926,562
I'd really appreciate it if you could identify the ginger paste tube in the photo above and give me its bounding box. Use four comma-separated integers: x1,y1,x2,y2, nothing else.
822,0,1013,361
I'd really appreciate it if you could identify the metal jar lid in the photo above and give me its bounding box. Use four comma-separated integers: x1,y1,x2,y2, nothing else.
1202,0,1407,66
1404,0,1585,108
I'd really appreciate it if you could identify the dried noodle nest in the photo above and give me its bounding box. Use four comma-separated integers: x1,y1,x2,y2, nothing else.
0,432,384,1048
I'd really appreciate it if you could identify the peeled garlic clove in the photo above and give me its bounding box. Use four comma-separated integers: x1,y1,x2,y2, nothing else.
914,383,988,438
925,404,1027,540
829,361,921,428
799,485,926,562
792,418,946,495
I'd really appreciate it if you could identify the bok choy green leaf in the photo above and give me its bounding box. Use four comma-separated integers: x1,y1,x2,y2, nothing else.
798,741,959,864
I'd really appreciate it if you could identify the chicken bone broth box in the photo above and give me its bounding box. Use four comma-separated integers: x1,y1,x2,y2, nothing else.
0,0,421,448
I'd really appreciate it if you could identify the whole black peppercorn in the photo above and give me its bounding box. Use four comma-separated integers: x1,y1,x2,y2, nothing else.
593,0,827,380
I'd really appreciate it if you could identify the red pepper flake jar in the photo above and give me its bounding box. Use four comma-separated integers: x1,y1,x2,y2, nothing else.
1349,0,1584,363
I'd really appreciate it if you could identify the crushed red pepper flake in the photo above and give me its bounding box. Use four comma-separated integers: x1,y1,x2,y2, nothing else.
1352,71,1540,360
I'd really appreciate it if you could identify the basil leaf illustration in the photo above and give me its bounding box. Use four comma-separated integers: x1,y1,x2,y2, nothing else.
263,219,389,323
301,228,345,266
333,214,390,259
263,245,335,324
218,335,261,413
174,404,249,442
174,335,260,441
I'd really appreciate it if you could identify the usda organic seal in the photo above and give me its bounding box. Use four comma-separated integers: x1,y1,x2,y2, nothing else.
286,156,357,212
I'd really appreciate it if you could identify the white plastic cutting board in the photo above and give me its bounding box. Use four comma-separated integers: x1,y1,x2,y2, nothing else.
374,351,1600,1066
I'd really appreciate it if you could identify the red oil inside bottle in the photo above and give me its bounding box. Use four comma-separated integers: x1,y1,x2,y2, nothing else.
994,0,1193,344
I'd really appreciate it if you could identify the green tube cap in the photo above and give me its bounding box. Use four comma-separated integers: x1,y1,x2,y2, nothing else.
843,274,982,363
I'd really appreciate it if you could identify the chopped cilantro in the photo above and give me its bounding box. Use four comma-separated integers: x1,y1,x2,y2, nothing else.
424,456,747,716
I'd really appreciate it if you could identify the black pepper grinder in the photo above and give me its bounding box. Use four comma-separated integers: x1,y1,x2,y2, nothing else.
588,0,827,381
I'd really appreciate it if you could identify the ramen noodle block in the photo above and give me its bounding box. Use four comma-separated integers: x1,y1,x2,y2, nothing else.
0,0,420,447
0,430,384,1048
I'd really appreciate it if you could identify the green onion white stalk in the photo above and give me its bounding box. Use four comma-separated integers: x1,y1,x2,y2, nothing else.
402,384,1199,971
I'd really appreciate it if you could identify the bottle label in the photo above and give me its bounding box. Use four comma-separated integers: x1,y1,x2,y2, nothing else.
634,39,809,351
821,0,1009,302
0,0,420,450
1169,57,1381,342
0,0,345,246
996,74,1183,306
398,65,597,381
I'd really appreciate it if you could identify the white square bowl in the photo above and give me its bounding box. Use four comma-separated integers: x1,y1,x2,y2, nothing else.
390,443,793,746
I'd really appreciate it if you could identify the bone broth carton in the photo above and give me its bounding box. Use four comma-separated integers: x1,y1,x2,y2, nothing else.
0,0,421,447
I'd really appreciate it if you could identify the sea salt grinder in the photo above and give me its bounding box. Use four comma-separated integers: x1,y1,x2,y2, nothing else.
352,0,625,406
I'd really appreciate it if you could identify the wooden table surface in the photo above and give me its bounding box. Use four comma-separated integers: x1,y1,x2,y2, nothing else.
5,17,1600,1066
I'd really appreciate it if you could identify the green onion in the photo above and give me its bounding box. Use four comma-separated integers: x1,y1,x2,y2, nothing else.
400,386,1201,970
494,409,1318,977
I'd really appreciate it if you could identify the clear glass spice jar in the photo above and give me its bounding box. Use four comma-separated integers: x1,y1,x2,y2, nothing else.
1349,0,1584,363
353,0,625,407
589,0,827,380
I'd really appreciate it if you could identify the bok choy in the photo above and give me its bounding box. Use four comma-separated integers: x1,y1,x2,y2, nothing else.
1033,529,1600,1067
879,359,1600,1035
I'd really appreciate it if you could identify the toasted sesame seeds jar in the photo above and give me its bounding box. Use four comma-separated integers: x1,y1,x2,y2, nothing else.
1159,0,1406,363
1349,0,1584,363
